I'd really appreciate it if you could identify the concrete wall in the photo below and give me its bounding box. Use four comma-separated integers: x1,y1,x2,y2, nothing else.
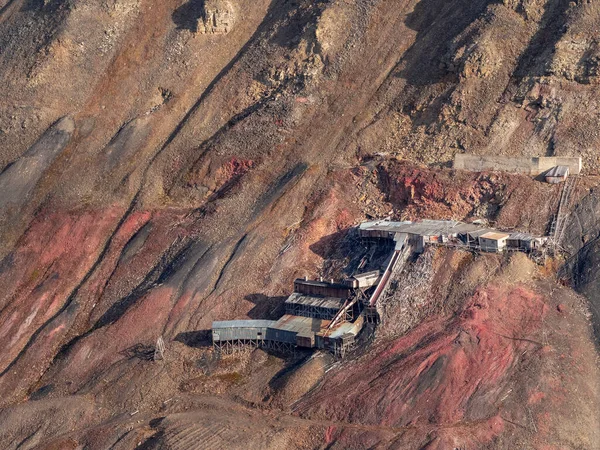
454,154,582,175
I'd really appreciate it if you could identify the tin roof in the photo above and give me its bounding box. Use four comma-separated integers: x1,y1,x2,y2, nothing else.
546,165,569,177
285,292,345,310
359,220,411,230
452,223,487,234
467,228,495,238
480,231,510,240
272,314,330,334
212,320,277,329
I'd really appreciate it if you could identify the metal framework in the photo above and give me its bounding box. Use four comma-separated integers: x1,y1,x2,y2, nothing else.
284,295,348,320
327,298,358,329
285,303,354,322
154,336,166,361
213,338,295,355
331,339,355,358
363,307,380,324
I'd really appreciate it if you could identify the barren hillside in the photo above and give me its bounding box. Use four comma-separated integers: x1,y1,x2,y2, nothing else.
0,0,599,448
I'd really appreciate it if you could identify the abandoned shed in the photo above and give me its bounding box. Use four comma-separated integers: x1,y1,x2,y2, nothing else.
465,229,494,247
344,270,381,288
479,231,510,252
212,312,364,355
359,219,544,255
317,315,365,357
359,219,480,253
212,320,276,352
507,232,534,251
545,165,569,184
268,315,329,348
293,278,353,299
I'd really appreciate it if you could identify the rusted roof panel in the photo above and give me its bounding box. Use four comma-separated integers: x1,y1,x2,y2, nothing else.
285,293,345,310
272,314,330,334
480,232,510,240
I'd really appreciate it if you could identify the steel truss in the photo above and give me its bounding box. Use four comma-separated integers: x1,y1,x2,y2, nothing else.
285,302,353,321
213,338,296,355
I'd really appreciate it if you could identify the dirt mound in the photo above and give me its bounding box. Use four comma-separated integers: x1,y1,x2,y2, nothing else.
270,352,333,408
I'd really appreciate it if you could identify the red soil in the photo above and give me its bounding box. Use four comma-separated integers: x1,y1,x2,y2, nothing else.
297,284,549,447
0,207,125,375
378,161,559,233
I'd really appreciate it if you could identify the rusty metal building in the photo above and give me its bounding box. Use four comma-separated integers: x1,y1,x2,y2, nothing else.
316,316,365,357
293,278,353,299
507,232,534,251
268,315,330,348
212,313,364,355
284,293,347,320
212,320,277,353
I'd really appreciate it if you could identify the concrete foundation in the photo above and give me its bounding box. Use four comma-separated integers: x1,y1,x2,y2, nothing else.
453,154,582,175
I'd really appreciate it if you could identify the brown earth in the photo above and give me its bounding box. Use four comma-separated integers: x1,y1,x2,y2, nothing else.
1,0,600,448
296,255,600,449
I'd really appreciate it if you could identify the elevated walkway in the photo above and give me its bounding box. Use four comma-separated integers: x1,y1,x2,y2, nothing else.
368,240,412,307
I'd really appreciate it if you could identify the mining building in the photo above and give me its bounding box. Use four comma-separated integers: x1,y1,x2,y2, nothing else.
212,277,372,357
212,219,547,357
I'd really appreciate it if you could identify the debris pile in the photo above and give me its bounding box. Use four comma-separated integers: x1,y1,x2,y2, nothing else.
198,0,235,35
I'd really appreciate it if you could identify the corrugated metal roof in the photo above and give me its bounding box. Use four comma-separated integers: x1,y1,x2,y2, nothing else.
285,292,345,310
272,315,330,334
452,223,484,234
393,221,457,236
359,220,411,230
359,220,410,232
212,320,276,329
421,219,462,226
546,165,569,177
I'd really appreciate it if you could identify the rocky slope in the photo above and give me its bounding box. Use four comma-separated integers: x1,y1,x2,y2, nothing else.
297,255,599,449
1,0,600,448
